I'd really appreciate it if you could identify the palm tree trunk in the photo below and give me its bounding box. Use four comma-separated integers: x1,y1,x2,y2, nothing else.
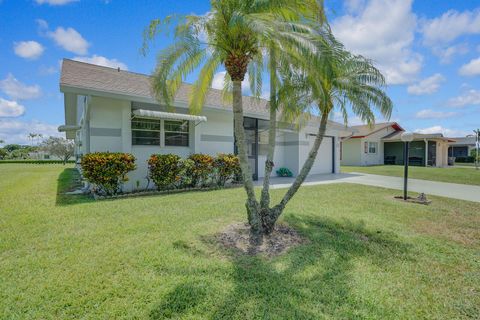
264,111,330,233
260,47,277,210
232,80,261,232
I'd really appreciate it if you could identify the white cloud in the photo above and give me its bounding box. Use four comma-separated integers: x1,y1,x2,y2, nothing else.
343,0,367,13
0,98,25,117
36,19,49,31
38,65,57,75
415,125,469,137
433,44,469,64
448,89,480,107
0,119,61,145
13,41,44,60
212,71,270,99
415,109,457,119
35,0,78,5
332,112,365,126
48,27,89,55
0,74,42,100
212,71,228,90
72,55,128,70
331,0,422,85
407,73,445,95
459,57,480,76
212,71,248,92
421,9,480,46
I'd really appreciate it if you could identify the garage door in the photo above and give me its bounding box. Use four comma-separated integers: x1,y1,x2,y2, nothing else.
308,136,334,174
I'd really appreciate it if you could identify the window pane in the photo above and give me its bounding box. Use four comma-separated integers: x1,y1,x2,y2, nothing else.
165,120,189,133
165,132,189,147
132,130,160,145
132,118,161,131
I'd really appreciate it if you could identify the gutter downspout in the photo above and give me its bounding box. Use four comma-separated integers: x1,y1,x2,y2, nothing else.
424,139,428,167
85,96,91,154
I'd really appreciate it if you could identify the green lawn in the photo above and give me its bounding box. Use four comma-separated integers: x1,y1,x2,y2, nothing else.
1,164,479,319
342,165,480,186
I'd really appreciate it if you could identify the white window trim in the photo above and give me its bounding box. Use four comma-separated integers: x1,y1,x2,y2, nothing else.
367,141,378,154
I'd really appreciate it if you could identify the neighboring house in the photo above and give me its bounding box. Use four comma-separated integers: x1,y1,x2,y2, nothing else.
448,137,476,158
341,122,454,167
58,59,349,190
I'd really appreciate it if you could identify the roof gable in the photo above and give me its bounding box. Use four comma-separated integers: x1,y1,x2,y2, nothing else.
349,122,404,138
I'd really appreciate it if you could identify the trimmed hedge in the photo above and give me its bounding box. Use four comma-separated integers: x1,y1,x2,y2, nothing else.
0,160,75,164
214,153,241,186
188,153,215,187
148,154,182,190
81,152,136,195
147,153,240,191
455,156,475,163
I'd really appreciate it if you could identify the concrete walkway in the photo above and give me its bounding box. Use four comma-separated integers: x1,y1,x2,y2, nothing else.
257,172,480,203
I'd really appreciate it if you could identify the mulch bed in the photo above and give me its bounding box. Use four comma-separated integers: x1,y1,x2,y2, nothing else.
216,222,307,257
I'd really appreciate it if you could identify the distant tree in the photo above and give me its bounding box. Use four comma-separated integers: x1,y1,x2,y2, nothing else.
0,148,7,160
3,144,22,153
40,137,75,164
0,139,4,145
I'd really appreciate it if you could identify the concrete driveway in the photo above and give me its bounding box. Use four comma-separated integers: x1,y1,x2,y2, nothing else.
257,172,480,203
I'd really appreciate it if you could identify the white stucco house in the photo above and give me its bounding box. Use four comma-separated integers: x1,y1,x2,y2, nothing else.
59,59,349,190
341,122,454,167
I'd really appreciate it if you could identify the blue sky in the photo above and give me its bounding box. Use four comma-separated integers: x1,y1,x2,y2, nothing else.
0,0,479,144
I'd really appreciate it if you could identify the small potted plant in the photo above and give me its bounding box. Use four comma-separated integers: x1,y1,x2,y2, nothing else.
276,167,293,177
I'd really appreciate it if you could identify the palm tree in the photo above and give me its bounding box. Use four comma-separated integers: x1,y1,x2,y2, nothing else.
259,36,393,233
144,0,324,235
28,133,37,145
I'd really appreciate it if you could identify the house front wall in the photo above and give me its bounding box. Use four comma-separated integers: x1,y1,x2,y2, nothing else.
360,126,399,166
89,96,128,154
341,126,400,166
341,139,361,166
71,94,343,191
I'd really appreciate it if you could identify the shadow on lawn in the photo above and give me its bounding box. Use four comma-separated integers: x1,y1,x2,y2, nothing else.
149,216,413,319
55,168,93,206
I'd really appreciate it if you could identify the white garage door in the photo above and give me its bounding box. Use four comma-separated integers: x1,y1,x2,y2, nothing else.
309,136,333,174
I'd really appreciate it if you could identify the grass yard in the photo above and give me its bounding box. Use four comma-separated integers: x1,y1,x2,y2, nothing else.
342,165,480,186
1,164,479,319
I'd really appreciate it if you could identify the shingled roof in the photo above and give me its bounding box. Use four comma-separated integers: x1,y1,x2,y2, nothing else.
60,59,269,116
381,131,455,142
349,122,404,138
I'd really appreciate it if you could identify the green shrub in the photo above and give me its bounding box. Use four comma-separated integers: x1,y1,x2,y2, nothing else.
455,156,475,163
188,153,215,187
276,167,293,177
148,154,182,190
81,152,136,195
176,158,195,188
214,153,241,186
